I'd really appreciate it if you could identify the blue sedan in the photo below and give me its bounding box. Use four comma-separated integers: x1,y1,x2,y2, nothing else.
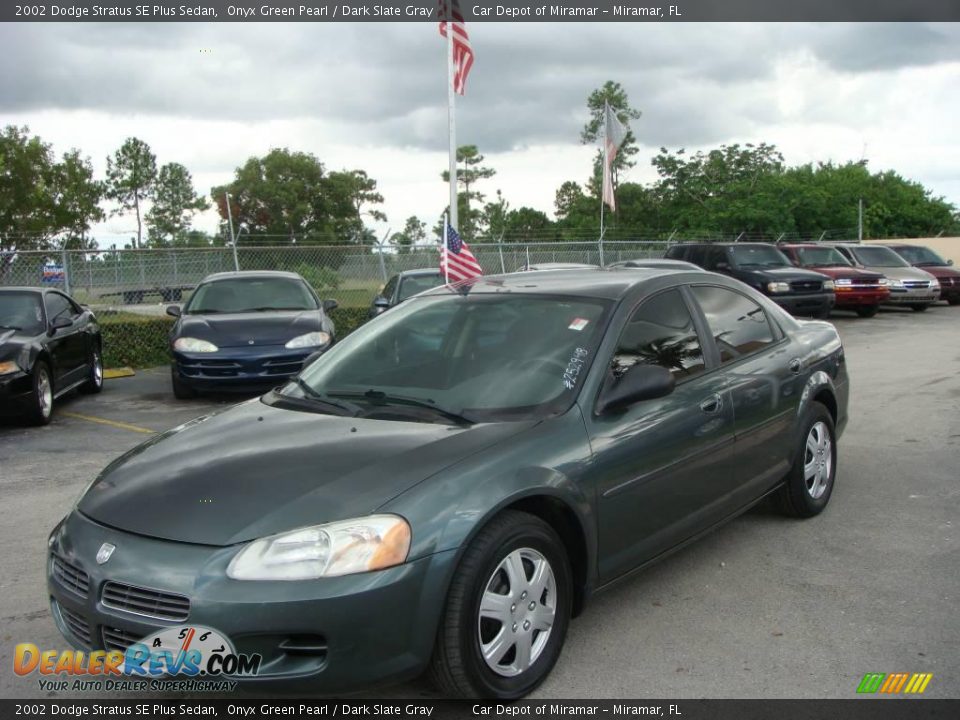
167,271,337,398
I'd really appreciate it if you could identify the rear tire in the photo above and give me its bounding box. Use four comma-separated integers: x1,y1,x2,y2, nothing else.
856,306,878,318
81,344,103,394
910,304,929,312
428,510,572,699
171,368,197,399
776,401,836,518
26,361,54,426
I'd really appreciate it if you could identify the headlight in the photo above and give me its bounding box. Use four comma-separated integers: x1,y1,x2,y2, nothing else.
767,282,791,293
227,515,411,581
930,280,940,289
173,337,218,353
285,331,331,349
822,280,836,291
0,360,19,375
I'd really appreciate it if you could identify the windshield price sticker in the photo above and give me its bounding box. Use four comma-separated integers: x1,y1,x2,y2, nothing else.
568,318,590,331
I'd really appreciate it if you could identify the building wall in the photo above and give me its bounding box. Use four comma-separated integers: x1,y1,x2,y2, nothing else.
865,237,959,265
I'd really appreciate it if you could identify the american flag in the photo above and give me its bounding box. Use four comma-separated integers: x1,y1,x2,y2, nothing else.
439,0,474,95
602,101,628,211
440,224,483,282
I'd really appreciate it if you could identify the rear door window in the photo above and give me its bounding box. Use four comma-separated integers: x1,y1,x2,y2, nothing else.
690,286,776,363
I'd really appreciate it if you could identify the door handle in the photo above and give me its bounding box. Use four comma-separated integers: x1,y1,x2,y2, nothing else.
788,358,803,375
700,394,723,414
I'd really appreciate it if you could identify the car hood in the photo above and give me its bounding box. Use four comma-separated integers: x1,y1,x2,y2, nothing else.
175,310,325,348
914,265,960,280
0,331,32,359
736,267,829,282
77,398,534,546
860,266,935,282
797,265,882,281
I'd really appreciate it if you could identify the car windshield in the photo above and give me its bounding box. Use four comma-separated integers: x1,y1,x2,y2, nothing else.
397,274,445,302
794,247,852,267
0,292,44,334
185,277,318,314
850,246,910,268
728,245,791,268
891,245,947,266
290,292,612,423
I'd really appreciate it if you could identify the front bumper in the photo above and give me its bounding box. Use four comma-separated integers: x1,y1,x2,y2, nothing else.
832,287,889,308
884,287,941,305
47,511,456,692
172,344,327,391
0,369,33,415
768,291,835,316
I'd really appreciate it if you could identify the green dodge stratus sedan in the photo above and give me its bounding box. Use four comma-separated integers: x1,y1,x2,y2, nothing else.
48,268,848,698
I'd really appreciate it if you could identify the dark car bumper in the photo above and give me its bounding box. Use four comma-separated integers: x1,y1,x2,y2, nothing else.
48,511,456,692
0,369,33,414
172,344,327,392
768,292,835,316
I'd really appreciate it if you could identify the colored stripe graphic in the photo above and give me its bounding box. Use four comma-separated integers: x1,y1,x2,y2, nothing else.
857,673,886,693
857,672,932,694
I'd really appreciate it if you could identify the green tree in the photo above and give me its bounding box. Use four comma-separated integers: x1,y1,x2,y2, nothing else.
325,169,387,244
105,137,157,248
0,126,103,252
391,215,427,253
441,145,496,239
479,190,510,239
146,163,209,247
581,81,643,194
213,148,342,245
504,207,555,239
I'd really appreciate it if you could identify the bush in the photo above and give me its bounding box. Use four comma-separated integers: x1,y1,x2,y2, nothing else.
98,314,174,369
97,308,370,369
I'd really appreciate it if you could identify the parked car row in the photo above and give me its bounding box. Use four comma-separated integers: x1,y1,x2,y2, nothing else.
664,241,958,317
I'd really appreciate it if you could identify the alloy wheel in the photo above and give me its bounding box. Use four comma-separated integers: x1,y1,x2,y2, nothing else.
477,547,557,678
804,421,832,499
37,367,53,419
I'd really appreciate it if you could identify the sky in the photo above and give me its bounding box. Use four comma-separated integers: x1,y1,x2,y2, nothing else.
1,21,959,245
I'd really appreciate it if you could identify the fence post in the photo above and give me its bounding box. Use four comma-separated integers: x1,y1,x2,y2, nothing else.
61,249,71,295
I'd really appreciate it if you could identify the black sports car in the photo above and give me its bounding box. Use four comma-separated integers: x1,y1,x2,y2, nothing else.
0,287,103,425
167,271,338,398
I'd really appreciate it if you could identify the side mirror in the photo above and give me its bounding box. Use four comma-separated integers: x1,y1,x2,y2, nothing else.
948,259,954,266
596,364,676,415
373,296,391,310
166,305,182,318
48,316,72,334
322,299,339,313
714,262,730,271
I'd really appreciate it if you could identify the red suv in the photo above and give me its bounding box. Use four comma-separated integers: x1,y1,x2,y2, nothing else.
780,243,889,318
883,244,960,306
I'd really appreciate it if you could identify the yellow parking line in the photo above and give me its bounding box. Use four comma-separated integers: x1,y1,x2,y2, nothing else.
60,411,156,435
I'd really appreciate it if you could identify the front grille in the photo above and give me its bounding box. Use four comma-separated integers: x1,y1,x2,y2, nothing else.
58,603,92,646
179,359,242,378
903,280,930,289
102,626,144,652
790,280,823,293
102,581,190,622
52,555,89,598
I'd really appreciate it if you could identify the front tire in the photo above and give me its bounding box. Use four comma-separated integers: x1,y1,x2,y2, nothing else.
856,306,878,318
910,304,929,312
81,344,103,394
26,361,54,426
776,401,836,518
428,510,572,699
948,297,960,306
171,368,197,399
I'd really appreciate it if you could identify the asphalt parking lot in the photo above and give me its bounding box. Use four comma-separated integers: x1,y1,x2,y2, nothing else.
1,306,958,700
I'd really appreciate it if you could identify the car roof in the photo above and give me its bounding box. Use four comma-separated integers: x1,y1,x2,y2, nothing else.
200,270,304,282
670,241,776,249
0,286,49,294
397,268,443,278
522,263,599,271
420,267,703,301
611,258,703,270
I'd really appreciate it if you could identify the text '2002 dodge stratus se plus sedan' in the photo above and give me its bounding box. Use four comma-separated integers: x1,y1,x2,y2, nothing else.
47,267,848,698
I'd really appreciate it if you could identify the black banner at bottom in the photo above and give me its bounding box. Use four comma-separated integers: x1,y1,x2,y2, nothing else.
2,699,957,720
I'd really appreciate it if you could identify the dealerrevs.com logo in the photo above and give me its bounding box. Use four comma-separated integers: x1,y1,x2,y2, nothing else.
15,625,261,692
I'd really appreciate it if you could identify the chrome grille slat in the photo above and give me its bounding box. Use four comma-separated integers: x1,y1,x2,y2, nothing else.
52,555,90,598
101,581,190,622
102,626,142,652
59,604,92,645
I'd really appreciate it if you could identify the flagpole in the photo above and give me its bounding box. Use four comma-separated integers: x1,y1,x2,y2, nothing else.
446,16,458,232
599,103,607,268
443,213,450,285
